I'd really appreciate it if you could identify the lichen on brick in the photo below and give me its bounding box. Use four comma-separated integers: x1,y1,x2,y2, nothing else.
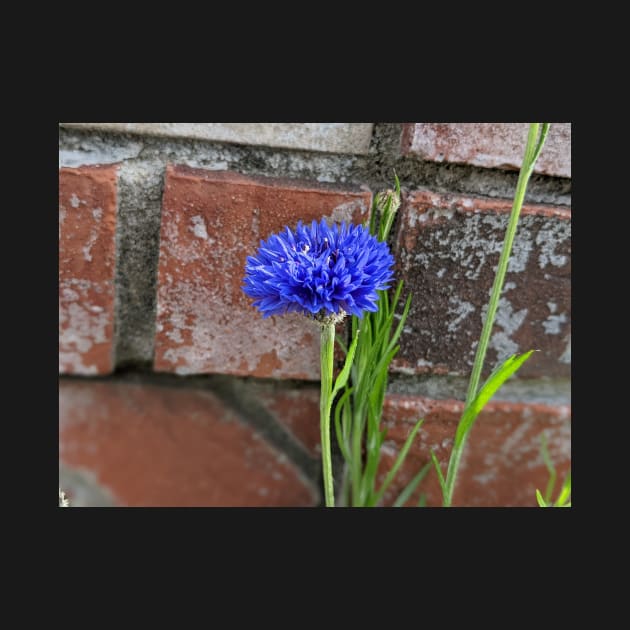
392,191,571,378
59,165,118,375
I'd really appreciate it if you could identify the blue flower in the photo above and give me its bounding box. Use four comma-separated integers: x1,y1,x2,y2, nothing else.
243,219,395,319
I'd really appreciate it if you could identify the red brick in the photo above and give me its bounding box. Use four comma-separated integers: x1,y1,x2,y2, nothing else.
59,380,318,507
154,166,371,379
377,394,571,507
256,385,321,457
59,165,118,375
392,190,571,379
401,123,571,178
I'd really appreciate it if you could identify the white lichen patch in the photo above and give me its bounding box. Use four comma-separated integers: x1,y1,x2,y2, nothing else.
190,215,209,240
157,279,321,379
165,328,184,343
92,207,103,221
416,358,434,368
408,206,456,228
484,297,528,361
542,312,567,335
489,331,519,358
393,365,418,375
559,335,571,364
406,212,536,280
494,297,528,334
58,353,98,374
536,220,570,269
62,288,79,301
446,297,475,333
82,228,99,262
472,470,497,485
70,194,81,208
59,279,111,374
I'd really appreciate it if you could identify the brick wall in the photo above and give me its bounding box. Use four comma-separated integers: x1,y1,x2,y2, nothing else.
59,123,571,507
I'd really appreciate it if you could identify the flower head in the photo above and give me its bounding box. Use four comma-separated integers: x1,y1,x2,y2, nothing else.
243,219,394,320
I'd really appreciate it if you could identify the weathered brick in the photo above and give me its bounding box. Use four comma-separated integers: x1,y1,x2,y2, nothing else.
154,166,371,379
60,123,375,155
256,385,321,457
59,380,318,507
393,191,571,379
59,165,118,375
401,123,571,178
377,394,571,507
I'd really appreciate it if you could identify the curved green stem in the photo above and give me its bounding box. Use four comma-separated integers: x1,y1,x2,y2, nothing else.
463,123,541,408
443,123,550,507
320,323,336,507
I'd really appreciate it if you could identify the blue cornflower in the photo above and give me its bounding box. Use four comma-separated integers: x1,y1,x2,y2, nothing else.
243,219,394,320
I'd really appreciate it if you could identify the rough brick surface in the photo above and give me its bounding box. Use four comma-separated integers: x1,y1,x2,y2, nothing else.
60,123,375,155
59,165,118,374
59,380,318,507
377,395,571,507
154,166,371,379
256,385,321,457
401,123,571,178
393,191,571,379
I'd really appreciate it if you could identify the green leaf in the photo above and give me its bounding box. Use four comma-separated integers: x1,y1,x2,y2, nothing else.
430,450,446,495
417,493,427,508
386,292,412,358
373,418,424,506
554,472,571,507
536,489,548,507
332,329,360,399
362,407,387,506
335,334,348,355
393,462,431,507
333,387,353,463
540,432,557,503
530,123,551,169
443,351,534,506
454,351,534,449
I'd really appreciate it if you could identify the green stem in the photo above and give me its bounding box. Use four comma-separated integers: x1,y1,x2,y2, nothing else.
443,123,547,507
351,400,365,506
320,323,336,507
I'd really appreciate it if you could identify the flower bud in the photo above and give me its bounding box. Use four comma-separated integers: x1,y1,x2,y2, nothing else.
374,188,401,241
375,189,401,216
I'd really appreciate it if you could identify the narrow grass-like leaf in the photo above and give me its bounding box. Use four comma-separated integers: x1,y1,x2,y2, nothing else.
536,489,548,507
531,123,551,168
417,493,427,508
443,125,549,507
443,351,534,506
334,387,353,463
332,330,360,399
431,451,446,495
373,418,424,505
335,335,348,355
454,351,534,448
386,291,412,359
362,406,386,506
554,472,571,507
369,346,401,393
393,462,431,507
